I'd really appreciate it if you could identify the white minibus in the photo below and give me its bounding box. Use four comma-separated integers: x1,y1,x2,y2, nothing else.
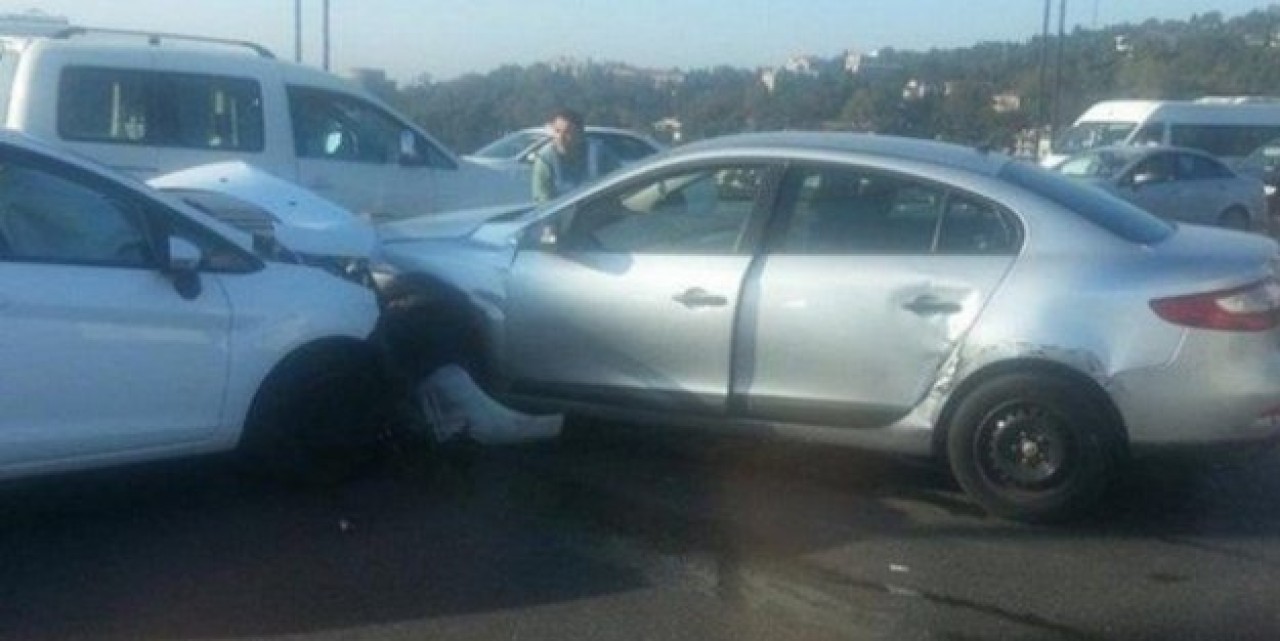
1041,98,1280,167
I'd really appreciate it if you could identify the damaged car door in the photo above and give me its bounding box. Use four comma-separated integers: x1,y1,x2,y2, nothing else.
740,163,1021,426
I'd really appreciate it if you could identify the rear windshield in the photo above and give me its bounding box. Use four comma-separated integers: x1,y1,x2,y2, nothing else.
999,161,1174,244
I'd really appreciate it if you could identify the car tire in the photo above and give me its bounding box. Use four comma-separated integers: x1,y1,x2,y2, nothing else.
946,373,1120,523
240,343,384,486
1219,206,1251,231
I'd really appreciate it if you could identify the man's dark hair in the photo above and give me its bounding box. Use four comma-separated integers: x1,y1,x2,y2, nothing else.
550,108,585,130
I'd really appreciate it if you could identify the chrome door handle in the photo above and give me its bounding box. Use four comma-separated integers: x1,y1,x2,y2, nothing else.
903,295,961,315
673,287,727,308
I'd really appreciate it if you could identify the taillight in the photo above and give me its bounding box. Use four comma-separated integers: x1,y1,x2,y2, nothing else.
1150,280,1280,331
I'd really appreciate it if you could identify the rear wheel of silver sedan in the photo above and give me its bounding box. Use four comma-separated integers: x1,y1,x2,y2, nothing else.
946,373,1120,523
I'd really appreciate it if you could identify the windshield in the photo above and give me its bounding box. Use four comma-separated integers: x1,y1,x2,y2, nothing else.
471,130,546,159
1054,149,1133,179
1051,121,1137,155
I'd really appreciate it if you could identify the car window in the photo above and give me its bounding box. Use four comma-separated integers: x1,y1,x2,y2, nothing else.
0,157,152,267
1127,152,1174,184
776,166,1019,255
936,193,1021,254
287,86,455,169
58,67,265,151
473,130,545,159
777,167,944,254
1056,150,1129,178
560,164,767,254
1176,153,1233,181
596,133,656,161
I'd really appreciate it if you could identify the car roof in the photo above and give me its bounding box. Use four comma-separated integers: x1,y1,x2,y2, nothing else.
670,132,1012,177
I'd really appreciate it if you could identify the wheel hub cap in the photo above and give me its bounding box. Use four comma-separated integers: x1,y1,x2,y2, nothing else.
983,406,1071,489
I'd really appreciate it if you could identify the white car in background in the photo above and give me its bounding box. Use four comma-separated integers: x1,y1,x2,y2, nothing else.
466,126,666,172
0,130,383,482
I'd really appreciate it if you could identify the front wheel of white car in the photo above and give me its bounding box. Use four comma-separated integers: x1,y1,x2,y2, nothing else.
240,342,384,486
946,373,1120,523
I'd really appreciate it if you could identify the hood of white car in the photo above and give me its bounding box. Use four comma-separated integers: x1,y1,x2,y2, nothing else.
149,161,377,259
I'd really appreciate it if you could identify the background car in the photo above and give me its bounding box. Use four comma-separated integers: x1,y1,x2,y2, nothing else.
0,130,383,482
465,125,666,172
378,132,1280,522
1054,145,1268,232
1236,136,1280,227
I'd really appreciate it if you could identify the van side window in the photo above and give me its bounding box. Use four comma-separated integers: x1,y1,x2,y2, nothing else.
1170,124,1280,158
287,86,456,170
58,67,264,152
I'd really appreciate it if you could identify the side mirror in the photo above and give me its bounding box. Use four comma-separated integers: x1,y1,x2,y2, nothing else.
520,221,559,250
167,236,203,300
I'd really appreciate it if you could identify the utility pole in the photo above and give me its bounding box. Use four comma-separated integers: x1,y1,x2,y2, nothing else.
1052,0,1067,136
293,0,302,63
322,0,330,71
1037,0,1052,157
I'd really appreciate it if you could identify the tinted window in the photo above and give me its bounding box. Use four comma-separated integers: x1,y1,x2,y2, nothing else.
561,165,766,254
287,86,455,169
1000,161,1174,244
58,67,264,151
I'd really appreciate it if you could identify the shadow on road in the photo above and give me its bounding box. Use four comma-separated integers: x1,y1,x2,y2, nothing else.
0,454,646,640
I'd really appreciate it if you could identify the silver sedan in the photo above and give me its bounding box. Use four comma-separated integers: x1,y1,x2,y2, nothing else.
378,132,1280,522
1054,145,1268,232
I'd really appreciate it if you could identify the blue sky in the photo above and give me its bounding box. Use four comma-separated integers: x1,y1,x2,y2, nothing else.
2,1,1275,82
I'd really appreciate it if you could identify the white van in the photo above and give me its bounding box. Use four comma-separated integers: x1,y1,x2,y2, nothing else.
0,27,528,219
1041,98,1280,168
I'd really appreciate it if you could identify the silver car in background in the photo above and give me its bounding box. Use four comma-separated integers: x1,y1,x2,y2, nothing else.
379,132,1280,522
1055,145,1268,232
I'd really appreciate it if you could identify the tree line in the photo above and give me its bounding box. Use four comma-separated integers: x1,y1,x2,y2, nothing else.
368,8,1280,155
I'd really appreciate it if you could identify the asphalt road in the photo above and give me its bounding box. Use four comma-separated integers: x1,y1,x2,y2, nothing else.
2,422,1279,640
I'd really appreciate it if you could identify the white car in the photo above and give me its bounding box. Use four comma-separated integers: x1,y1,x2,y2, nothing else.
465,126,665,172
0,130,383,481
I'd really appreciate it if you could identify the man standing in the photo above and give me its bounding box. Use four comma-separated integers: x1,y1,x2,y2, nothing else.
531,108,619,202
